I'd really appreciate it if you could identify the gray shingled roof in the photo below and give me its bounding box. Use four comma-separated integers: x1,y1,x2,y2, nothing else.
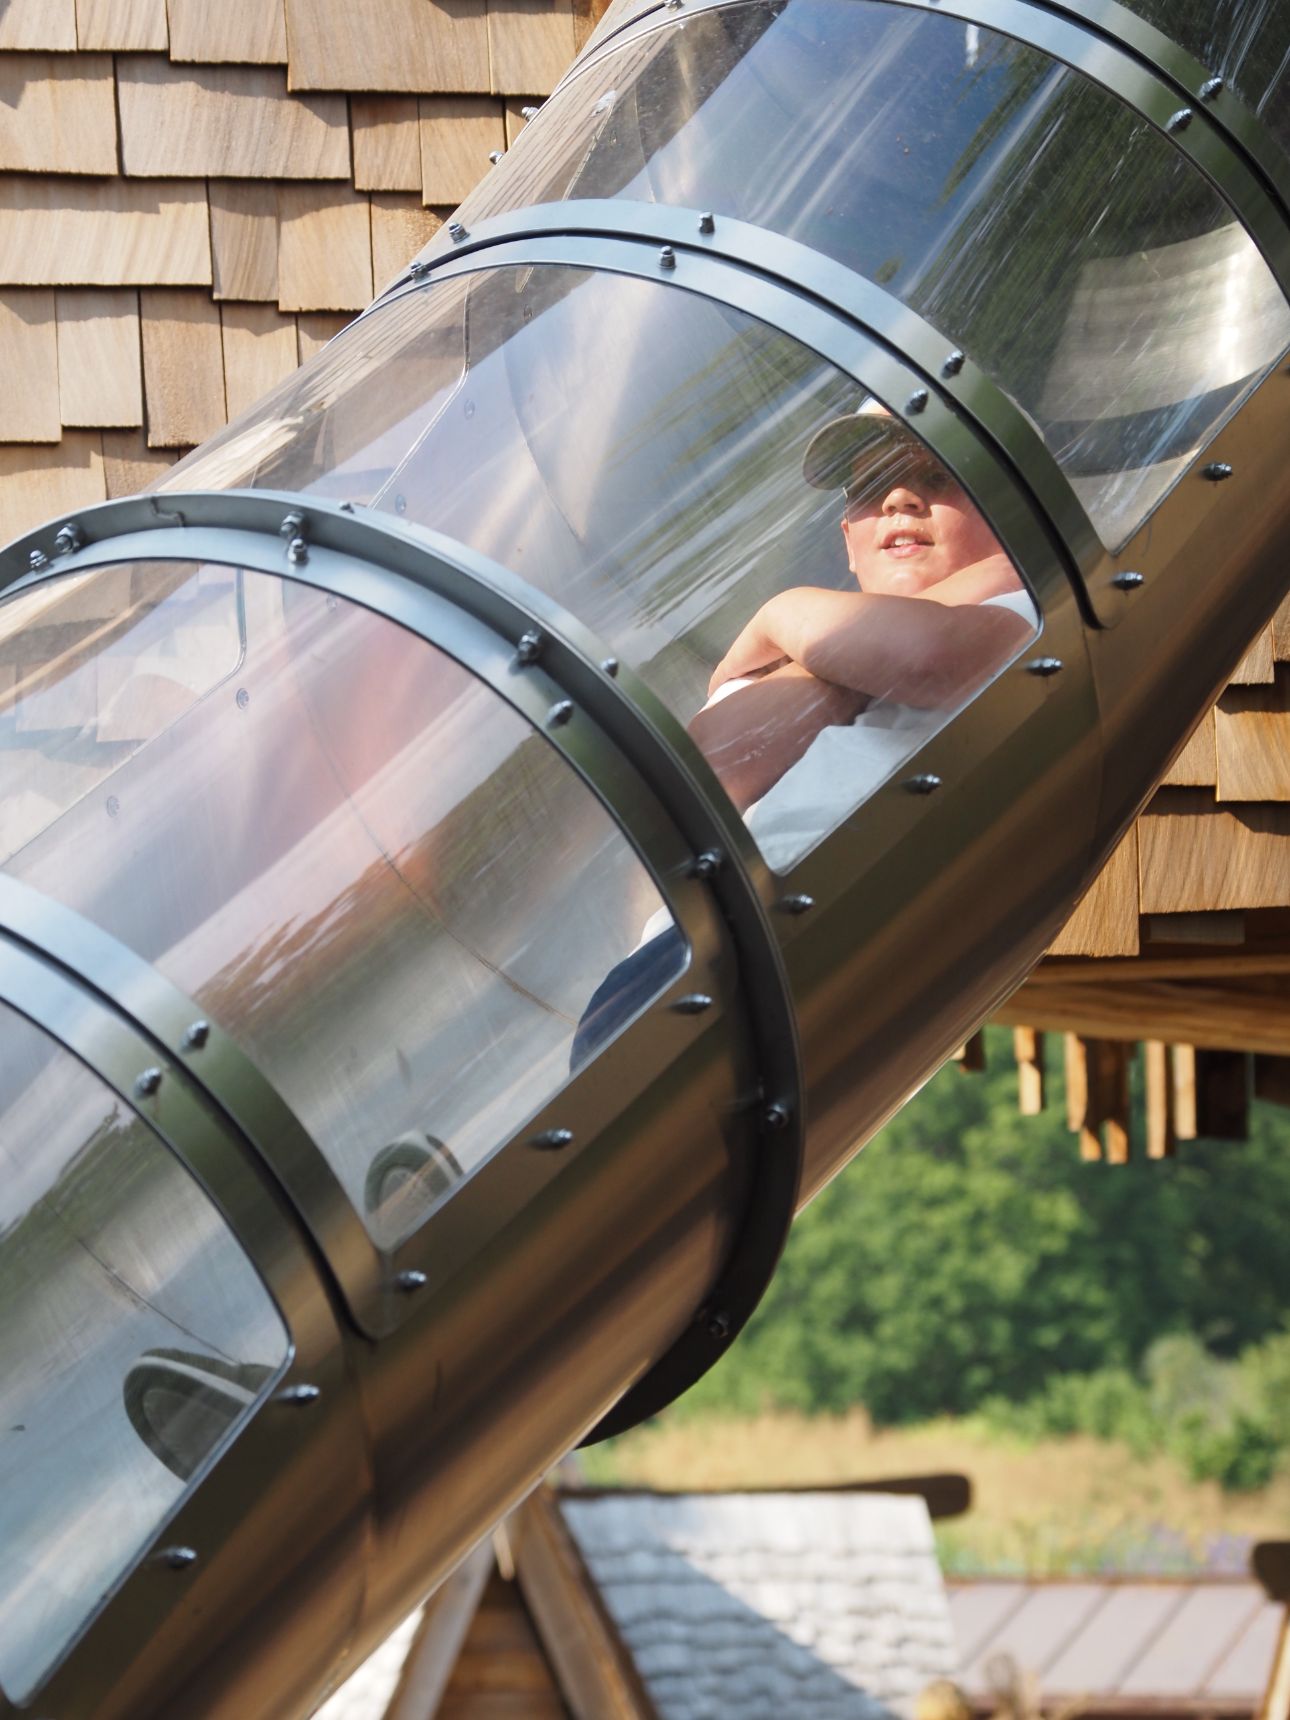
561,1491,958,1720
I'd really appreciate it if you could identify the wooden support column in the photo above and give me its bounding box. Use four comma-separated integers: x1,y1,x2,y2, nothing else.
953,1031,986,1073
1171,1045,1198,1140
1013,1027,1046,1114
1065,1036,1132,1161
1143,1041,1176,1160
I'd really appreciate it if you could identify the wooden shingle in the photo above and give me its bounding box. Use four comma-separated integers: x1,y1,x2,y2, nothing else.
1228,623,1276,685
0,290,60,442
1049,827,1140,958
102,426,177,496
118,60,350,180
221,302,298,420
0,434,106,542
1,1,77,51
209,182,279,302
371,194,442,289
487,0,576,96
1161,707,1217,788
140,289,226,447
0,177,210,287
1215,679,1290,802
277,186,373,312
167,0,287,63
0,53,118,174
1139,790,1290,913
284,0,489,95
56,289,143,427
297,312,350,362
420,97,506,204
75,0,167,51
352,97,423,192
1274,590,1290,662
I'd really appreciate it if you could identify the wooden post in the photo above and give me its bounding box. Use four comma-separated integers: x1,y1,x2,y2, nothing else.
1093,1039,1132,1165
1171,1044,1198,1140
1144,1041,1176,1160
1195,1049,1252,1140
1013,1027,1045,1115
953,1031,986,1073
1064,1033,1089,1132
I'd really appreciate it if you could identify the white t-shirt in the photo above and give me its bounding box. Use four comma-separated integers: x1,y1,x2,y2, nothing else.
735,588,1038,874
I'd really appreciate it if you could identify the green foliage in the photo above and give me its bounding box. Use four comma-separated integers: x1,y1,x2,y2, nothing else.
674,1030,1290,1493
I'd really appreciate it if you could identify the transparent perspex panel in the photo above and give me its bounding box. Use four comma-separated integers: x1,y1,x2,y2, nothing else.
168,266,1039,875
0,1002,287,1702
1117,0,1290,157
428,0,1290,549
0,564,685,1247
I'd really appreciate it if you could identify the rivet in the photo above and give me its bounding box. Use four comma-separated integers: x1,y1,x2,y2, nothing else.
1202,461,1233,481
531,1127,574,1151
672,993,713,1014
905,388,929,415
515,628,543,665
339,501,356,513
135,1067,163,1098
1026,656,1063,677
665,0,682,10
408,259,431,278
1111,570,1145,591
488,150,504,164
27,548,48,571
278,512,304,539
286,536,308,565
763,1102,791,1131
53,522,83,556
547,698,574,727
941,349,965,378
692,848,723,880
703,1308,731,1340
905,772,942,794
698,211,715,234
779,892,814,915
448,221,468,242
182,1019,211,1050
236,687,250,710
600,655,620,677
1166,107,1193,132
276,1382,321,1406
659,245,677,269
105,795,120,818
521,105,540,119
156,1546,198,1571
1200,76,1224,100
395,1269,428,1292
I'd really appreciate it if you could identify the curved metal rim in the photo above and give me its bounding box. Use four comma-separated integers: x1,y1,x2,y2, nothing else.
0,490,805,1436
381,199,1104,613
564,0,1290,224
0,934,363,1707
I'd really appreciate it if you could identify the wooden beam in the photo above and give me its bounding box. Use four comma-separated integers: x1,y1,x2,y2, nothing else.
1013,1027,1045,1115
1144,1041,1175,1160
996,978,1290,1056
384,1538,493,1720
514,1488,659,1720
1027,953,1290,983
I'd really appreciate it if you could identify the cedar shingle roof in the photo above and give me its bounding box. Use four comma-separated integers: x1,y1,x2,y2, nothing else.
0,0,590,539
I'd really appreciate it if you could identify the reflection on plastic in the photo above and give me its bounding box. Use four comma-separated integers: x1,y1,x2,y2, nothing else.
0,564,684,1247
0,1005,287,1704
171,266,1037,872
437,0,1290,548
1117,0,1290,154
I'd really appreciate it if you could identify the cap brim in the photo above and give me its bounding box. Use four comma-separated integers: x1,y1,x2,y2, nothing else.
802,412,922,492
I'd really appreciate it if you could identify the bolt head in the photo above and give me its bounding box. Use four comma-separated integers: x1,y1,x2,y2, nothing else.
600,655,620,678
27,548,48,571
286,536,308,565
408,259,431,278
1111,570,1145,591
763,1101,791,1131
905,772,942,795
779,892,814,915
277,1382,321,1406
488,150,504,164
659,245,677,269
1166,106,1194,132
1200,76,1224,99
905,388,929,415
692,848,723,880
698,211,715,234
448,221,468,242
531,1127,574,1151
941,349,965,378
183,1019,211,1050
135,1067,163,1098
157,1546,198,1571
1026,656,1063,678
1202,461,1233,481
515,628,543,665
672,992,714,1015
396,1268,428,1292
53,523,82,556
547,698,574,728
278,511,304,538
704,1308,731,1340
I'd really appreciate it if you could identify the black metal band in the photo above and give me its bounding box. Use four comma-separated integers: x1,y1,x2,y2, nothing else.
0,489,805,1431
